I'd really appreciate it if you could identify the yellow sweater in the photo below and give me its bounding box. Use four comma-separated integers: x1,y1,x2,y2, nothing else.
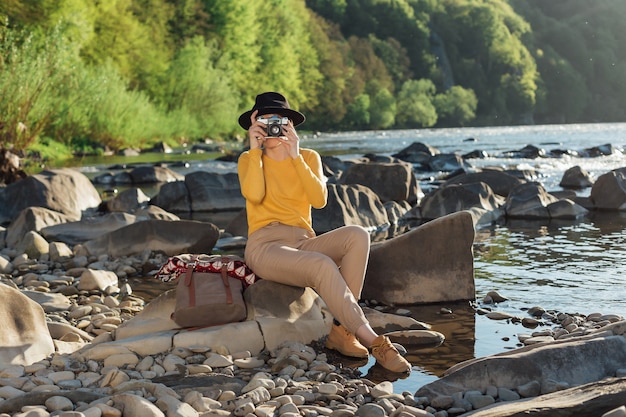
238,148,328,236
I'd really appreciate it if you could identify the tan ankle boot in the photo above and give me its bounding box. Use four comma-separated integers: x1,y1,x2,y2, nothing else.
325,324,369,358
371,335,411,373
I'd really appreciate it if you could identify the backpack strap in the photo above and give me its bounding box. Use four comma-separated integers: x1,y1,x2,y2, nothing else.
221,256,233,304
184,256,198,307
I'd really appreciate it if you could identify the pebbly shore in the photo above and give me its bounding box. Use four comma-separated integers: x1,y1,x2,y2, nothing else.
2,244,626,417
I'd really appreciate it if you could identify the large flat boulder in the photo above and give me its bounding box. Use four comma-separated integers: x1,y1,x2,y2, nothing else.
115,280,331,354
82,219,220,257
362,211,475,305
417,335,626,399
462,377,626,417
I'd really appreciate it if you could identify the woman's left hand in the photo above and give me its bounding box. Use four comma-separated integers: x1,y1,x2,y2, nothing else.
281,121,300,159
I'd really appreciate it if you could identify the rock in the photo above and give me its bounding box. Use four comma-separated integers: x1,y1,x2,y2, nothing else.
362,307,431,333
443,170,525,197
187,171,247,212
465,378,626,417
0,168,101,225
77,269,118,291
419,182,504,221
486,312,517,320
385,330,445,347
129,165,184,184
416,335,626,400
116,280,330,354
363,211,475,304
0,285,55,367
312,184,389,234
41,212,141,245
546,199,588,220
428,153,470,172
152,171,245,217
340,161,421,204
392,142,440,165
49,241,73,262
223,209,248,238
5,207,72,248
150,181,191,213
134,205,181,221
590,170,626,211
106,187,151,212
560,165,594,189
0,253,11,273
583,143,616,157
504,182,559,219
22,290,72,313
502,144,546,159
83,219,220,257
45,395,74,411
15,230,49,260
484,291,509,303
112,393,165,416
242,280,331,351
604,406,626,417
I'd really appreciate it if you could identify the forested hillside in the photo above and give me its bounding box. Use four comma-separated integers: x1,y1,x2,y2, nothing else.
0,0,624,163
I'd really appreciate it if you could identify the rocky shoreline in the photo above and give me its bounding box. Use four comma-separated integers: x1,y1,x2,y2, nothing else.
1,139,626,416
1,242,626,417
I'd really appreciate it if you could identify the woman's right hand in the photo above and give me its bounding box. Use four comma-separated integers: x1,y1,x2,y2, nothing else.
248,110,266,150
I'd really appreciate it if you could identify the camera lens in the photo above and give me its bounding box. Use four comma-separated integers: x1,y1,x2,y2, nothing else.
268,124,282,136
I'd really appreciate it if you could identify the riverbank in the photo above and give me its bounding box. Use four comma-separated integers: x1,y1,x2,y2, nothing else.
1,245,624,417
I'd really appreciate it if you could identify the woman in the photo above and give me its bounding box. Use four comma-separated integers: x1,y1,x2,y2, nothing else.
237,92,411,374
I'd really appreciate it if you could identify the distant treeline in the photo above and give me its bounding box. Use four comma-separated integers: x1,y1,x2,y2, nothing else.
0,0,624,159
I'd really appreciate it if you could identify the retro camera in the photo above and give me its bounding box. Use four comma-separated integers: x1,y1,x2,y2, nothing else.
257,115,289,137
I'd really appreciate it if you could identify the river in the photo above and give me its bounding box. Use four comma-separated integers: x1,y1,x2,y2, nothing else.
74,122,626,392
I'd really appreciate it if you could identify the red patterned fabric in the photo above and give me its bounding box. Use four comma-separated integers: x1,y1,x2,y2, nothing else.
156,255,258,288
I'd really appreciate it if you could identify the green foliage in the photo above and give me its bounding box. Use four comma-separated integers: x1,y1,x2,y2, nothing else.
396,79,438,128
28,137,74,166
433,85,478,126
305,0,347,21
369,86,396,129
0,0,60,26
511,0,626,123
344,94,371,129
158,36,239,138
75,63,166,150
1,0,625,163
304,15,352,129
0,26,76,151
432,0,538,125
79,0,173,95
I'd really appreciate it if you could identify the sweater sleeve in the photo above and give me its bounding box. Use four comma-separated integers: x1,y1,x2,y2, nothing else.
238,149,266,204
292,150,328,209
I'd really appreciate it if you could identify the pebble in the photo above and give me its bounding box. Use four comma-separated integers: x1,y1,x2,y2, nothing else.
1,249,625,417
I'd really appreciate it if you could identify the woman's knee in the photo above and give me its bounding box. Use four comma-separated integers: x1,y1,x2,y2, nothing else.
344,225,371,250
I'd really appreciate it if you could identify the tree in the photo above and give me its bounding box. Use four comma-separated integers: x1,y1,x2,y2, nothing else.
344,94,370,129
430,0,539,124
159,36,239,137
369,86,396,129
79,0,173,94
305,15,353,129
395,79,438,128
433,85,477,126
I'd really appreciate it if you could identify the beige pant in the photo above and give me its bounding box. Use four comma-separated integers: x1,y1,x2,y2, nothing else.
245,222,370,334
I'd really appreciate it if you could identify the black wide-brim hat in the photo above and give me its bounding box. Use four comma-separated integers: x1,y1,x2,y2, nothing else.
238,92,306,130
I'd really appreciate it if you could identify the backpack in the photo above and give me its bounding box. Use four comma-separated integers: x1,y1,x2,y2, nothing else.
156,254,256,328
